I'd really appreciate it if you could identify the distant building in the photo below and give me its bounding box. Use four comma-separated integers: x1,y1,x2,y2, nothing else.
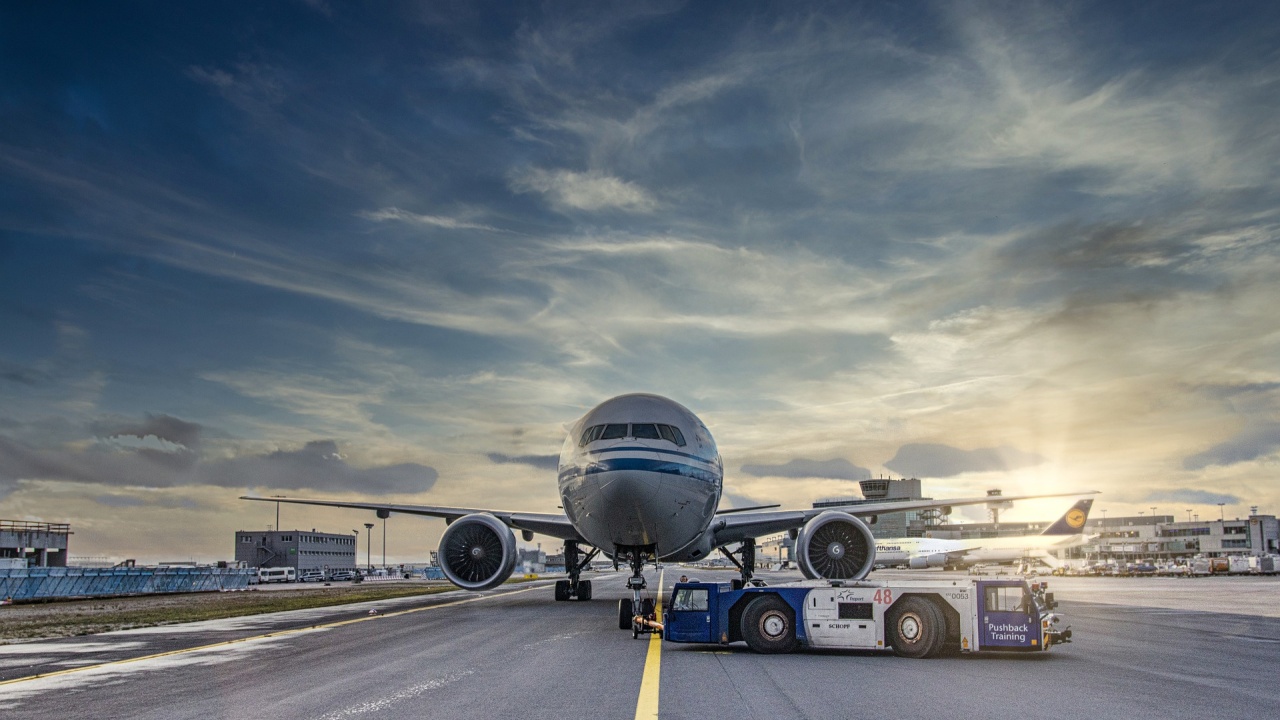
813,477,935,538
235,529,357,572
1066,513,1280,562
518,548,546,573
1,520,70,568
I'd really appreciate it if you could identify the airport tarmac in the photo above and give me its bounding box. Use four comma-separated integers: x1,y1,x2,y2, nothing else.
1,568,1277,719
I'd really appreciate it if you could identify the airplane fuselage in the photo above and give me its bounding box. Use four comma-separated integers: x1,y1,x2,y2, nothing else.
557,394,723,559
876,534,1089,566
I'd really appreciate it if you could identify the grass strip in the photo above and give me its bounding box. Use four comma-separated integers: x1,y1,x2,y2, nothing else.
0,585,455,642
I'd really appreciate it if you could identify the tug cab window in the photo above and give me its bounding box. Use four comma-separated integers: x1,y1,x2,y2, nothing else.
985,585,1029,613
671,587,709,612
631,423,661,440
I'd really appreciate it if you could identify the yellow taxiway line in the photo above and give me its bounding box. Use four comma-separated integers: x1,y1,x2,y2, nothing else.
634,569,665,720
0,584,543,688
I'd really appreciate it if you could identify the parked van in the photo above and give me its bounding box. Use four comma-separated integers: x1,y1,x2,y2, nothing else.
257,567,297,584
299,569,326,583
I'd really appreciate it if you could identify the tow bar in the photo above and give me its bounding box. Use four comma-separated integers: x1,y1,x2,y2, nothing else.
633,614,664,639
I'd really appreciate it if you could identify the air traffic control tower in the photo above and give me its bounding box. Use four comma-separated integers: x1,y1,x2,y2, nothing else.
813,478,938,538
1,519,70,568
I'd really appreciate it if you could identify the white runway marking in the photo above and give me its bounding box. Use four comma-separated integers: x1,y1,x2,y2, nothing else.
0,634,297,710
313,670,476,719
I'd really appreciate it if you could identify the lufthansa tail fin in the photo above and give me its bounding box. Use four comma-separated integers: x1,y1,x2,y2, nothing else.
1039,498,1094,536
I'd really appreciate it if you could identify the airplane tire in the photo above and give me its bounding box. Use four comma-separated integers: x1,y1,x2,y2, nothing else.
888,597,945,659
641,598,655,617
554,580,571,601
618,598,633,630
576,580,592,601
741,594,797,654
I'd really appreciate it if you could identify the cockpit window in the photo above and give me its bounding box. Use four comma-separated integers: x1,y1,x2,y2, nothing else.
578,425,609,446
657,424,677,444
665,422,686,445
631,423,661,440
600,423,628,440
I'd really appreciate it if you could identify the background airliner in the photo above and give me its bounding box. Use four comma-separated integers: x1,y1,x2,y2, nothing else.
875,498,1095,570
244,393,1092,631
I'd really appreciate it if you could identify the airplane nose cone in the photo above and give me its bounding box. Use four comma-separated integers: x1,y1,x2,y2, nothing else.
594,471,659,546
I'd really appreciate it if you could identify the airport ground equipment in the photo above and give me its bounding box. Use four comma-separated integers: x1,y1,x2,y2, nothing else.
664,577,1070,657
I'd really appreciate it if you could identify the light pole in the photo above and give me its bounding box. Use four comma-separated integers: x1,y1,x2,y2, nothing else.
1217,503,1225,522
364,523,374,570
353,530,360,571
1186,509,1192,523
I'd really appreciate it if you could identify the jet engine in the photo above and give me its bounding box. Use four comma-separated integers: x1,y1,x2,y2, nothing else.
795,511,876,580
438,513,518,591
908,553,949,570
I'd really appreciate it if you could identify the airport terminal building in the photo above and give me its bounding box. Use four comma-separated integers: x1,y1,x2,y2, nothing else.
930,511,1280,563
1,520,70,568
235,529,357,572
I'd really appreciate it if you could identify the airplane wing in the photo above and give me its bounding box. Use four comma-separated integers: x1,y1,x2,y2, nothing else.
709,490,1097,547
239,496,585,542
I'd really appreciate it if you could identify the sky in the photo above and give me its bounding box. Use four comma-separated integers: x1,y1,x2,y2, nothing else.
2,1,1278,564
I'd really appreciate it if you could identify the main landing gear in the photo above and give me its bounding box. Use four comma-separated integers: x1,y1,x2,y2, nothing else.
554,541,600,602
718,537,759,590
615,545,661,638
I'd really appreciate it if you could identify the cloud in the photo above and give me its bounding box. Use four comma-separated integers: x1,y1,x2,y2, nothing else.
739,458,870,481
198,440,438,495
1183,423,1280,470
510,168,656,212
90,413,204,451
1143,489,1242,506
359,207,501,232
884,443,1044,478
0,434,437,497
487,452,560,471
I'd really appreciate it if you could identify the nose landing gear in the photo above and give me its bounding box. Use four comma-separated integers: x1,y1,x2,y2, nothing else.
616,545,662,638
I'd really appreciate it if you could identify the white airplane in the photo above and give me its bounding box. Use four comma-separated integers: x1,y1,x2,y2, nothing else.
875,498,1095,570
243,393,1093,632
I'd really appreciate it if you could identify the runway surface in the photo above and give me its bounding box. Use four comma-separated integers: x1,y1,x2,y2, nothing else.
2,569,1278,719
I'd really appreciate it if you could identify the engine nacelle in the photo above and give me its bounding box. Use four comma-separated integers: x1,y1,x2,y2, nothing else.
438,512,518,591
795,511,876,581
908,553,949,570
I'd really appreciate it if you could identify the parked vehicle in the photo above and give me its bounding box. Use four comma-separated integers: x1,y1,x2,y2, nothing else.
257,567,296,584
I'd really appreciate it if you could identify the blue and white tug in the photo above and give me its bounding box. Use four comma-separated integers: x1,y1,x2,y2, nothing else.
664,577,1071,658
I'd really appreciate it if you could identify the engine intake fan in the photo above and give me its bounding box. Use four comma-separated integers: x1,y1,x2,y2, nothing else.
438,513,518,591
795,511,876,580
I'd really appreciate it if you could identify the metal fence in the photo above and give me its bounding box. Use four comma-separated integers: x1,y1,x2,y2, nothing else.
0,566,253,602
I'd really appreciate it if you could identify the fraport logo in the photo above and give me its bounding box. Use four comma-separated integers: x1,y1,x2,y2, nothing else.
1066,509,1086,528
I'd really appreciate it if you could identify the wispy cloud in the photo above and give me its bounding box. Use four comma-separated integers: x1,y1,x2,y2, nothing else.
510,168,657,212
359,207,503,232
739,458,870,481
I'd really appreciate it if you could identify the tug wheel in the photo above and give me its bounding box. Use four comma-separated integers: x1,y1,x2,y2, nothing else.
888,597,945,659
740,595,797,654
